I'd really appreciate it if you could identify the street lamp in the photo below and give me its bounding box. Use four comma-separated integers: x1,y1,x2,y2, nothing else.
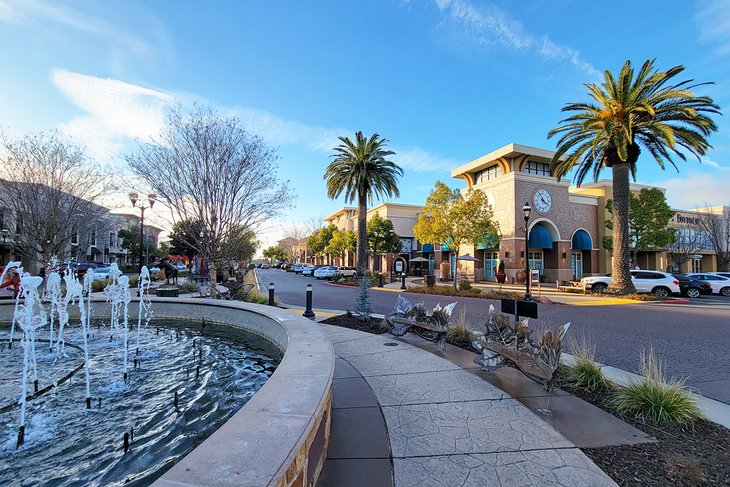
522,201,532,301
129,192,156,273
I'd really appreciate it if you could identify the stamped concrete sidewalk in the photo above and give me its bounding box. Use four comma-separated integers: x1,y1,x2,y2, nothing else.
317,324,617,487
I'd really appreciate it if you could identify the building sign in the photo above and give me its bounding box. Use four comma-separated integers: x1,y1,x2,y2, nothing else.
674,213,702,226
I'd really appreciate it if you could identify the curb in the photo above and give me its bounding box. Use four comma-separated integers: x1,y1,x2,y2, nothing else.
661,298,690,304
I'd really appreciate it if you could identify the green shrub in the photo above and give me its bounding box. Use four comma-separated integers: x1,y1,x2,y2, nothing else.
179,282,197,293
611,348,704,426
247,264,255,270
128,277,139,288
459,280,472,291
446,323,473,347
244,289,277,306
91,279,109,293
407,285,482,298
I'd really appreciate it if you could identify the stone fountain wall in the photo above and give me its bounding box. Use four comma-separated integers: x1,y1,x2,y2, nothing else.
0,297,334,487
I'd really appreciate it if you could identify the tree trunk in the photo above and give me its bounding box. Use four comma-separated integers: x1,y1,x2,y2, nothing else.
356,193,368,277
607,163,637,294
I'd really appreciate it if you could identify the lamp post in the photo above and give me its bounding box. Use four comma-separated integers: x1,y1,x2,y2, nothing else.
522,202,532,301
129,192,156,273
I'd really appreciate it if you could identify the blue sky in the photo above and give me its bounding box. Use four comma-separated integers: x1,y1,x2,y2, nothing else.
1,0,729,249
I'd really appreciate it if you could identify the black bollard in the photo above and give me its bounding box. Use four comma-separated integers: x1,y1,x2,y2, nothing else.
109,335,113,342
86,397,91,409
156,328,159,335
8,341,12,350
379,273,383,287
123,432,129,453
17,425,24,449
136,348,139,356
195,366,200,379
130,427,134,442
123,371,128,381
199,349,202,360
193,339,196,349
98,397,102,409
401,274,406,290
133,358,138,369
303,284,315,319
34,379,39,393
268,283,275,306
173,391,179,409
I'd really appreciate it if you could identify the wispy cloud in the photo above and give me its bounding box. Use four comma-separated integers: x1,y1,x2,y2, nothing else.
695,0,730,55
52,69,174,159
432,0,599,77
52,70,450,173
0,0,150,56
700,157,730,171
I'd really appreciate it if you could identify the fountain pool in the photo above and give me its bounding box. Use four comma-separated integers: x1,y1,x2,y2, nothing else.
0,319,282,486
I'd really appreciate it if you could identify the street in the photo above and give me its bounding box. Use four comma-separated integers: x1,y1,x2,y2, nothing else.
257,268,730,405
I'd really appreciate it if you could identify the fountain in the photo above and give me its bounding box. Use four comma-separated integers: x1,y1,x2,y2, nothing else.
0,262,284,485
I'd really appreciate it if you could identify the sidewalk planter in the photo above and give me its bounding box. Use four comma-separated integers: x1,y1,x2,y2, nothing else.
156,287,179,297
496,271,506,284
516,270,527,285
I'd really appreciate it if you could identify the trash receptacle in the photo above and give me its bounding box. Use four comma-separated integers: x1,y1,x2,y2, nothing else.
425,274,436,288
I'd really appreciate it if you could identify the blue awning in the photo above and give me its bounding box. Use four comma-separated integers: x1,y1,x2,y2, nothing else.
476,232,500,250
571,230,592,251
528,225,553,249
421,244,434,253
441,237,453,251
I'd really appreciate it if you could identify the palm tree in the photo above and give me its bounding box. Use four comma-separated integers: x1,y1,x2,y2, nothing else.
548,59,719,293
324,132,402,277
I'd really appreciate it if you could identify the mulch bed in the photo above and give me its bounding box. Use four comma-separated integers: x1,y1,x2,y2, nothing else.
320,312,390,334
322,312,730,486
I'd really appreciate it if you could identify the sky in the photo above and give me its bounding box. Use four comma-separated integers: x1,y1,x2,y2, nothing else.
1,0,729,253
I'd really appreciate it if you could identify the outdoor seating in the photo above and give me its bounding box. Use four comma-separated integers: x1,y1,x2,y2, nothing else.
472,305,570,394
385,295,456,351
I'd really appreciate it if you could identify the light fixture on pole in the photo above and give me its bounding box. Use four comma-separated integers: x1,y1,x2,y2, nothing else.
128,192,156,273
522,201,532,301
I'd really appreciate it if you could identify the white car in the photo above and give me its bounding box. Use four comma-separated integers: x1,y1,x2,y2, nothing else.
313,266,337,279
335,266,356,278
686,273,730,296
301,265,317,276
292,263,305,274
91,266,114,281
580,270,680,297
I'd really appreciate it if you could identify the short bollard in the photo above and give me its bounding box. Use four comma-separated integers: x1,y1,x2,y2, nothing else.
379,273,383,287
400,274,406,290
268,282,275,306
303,283,315,319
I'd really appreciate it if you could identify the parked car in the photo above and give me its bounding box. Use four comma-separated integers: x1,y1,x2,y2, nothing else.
53,262,101,278
301,265,317,276
313,266,337,279
91,266,114,281
335,266,356,278
685,273,730,296
260,263,269,269
580,270,680,297
292,263,305,274
672,274,713,298
709,272,730,279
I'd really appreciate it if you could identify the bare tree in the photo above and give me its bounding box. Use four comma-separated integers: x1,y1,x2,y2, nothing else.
699,206,730,271
0,131,112,269
124,105,293,285
665,225,707,272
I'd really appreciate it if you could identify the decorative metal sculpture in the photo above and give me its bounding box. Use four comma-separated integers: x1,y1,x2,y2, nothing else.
385,295,457,351
472,305,570,395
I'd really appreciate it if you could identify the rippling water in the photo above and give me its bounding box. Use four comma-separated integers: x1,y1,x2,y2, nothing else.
0,319,282,486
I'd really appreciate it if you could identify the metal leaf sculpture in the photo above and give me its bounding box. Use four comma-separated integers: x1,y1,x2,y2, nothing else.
472,305,570,394
385,296,457,351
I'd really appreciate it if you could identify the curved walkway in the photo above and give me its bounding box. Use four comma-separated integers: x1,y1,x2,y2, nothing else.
317,324,616,487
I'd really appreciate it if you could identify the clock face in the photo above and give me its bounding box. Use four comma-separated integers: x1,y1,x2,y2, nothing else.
533,188,552,213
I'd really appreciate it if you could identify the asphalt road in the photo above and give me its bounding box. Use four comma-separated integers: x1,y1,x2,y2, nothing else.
258,268,730,404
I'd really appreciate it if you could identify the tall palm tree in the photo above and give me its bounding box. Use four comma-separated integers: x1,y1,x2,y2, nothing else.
324,132,402,277
548,59,719,293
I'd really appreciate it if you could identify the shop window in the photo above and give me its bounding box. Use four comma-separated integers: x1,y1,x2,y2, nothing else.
528,251,544,274
474,164,502,183
524,161,552,176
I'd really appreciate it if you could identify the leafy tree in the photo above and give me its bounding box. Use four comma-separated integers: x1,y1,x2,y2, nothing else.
325,229,356,264
307,224,337,261
169,219,203,262
117,224,158,266
324,132,402,276
602,188,676,263
125,105,293,287
413,181,498,289
367,213,402,271
263,245,287,262
548,60,720,293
